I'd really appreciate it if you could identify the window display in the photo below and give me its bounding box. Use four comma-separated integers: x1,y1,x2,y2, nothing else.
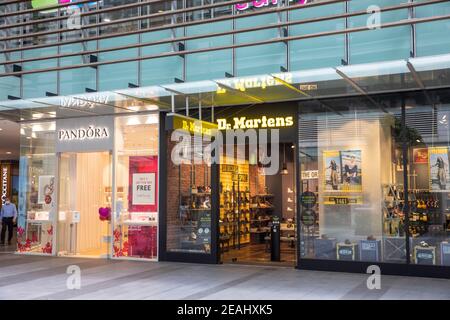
299,101,404,263
165,114,214,255
400,104,450,266
113,115,159,260
17,121,56,254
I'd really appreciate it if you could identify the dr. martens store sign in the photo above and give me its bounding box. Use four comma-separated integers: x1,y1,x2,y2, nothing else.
215,103,297,142
217,115,294,130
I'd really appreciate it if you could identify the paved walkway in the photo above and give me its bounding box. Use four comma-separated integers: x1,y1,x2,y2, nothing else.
0,253,448,300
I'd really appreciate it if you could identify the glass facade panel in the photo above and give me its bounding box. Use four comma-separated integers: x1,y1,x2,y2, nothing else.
289,3,345,70
299,99,405,263
141,57,183,86
236,13,286,75
60,68,96,95
186,21,233,81
349,0,410,64
22,48,58,98
416,2,450,57
99,36,139,90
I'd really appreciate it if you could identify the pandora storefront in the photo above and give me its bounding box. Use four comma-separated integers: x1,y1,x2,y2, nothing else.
17,113,160,260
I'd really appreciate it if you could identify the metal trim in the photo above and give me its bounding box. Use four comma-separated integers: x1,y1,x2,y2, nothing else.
2,13,449,77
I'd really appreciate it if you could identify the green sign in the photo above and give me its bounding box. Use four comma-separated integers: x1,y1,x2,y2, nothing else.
31,0,58,9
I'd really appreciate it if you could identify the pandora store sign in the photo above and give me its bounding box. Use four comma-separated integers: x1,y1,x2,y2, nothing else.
56,116,114,152
58,126,109,141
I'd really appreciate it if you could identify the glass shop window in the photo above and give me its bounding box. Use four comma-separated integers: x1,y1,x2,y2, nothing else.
166,123,212,254
113,114,159,260
298,99,406,264
404,102,450,267
18,122,57,254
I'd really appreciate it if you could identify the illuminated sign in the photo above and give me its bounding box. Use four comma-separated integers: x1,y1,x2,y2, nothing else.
299,84,318,91
236,0,308,11
1,165,10,206
60,94,110,108
217,73,293,93
31,0,97,10
58,126,110,141
166,113,218,136
217,116,294,130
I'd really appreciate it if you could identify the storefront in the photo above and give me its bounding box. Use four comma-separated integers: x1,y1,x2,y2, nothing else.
13,88,450,278
17,113,160,260
158,90,450,278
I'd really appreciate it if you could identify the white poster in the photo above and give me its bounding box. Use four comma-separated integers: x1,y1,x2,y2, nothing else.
38,175,55,205
132,173,156,205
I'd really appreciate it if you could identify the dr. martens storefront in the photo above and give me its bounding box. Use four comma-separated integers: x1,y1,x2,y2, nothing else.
16,90,450,278
158,91,450,278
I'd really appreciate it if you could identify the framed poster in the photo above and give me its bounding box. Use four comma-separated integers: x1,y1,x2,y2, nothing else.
129,156,158,212
429,147,450,192
413,148,428,164
340,150,362,192
323,150,341,191
323,150,362,192
132,173,156,206
38,175,55,205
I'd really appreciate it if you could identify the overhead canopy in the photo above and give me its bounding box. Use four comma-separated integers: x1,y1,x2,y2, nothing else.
2,53,450,122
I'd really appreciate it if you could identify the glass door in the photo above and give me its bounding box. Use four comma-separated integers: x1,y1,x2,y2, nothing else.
57,151,112,258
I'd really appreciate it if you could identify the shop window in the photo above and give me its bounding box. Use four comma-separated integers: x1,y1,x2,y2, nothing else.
113,115,159,260
18,122,57,255
165,119,213,255
404,102,450,267
299,100,406,264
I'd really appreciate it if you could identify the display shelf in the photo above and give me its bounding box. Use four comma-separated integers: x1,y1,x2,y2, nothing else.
219,158,251,246
27,219,51,224
122,220,158,226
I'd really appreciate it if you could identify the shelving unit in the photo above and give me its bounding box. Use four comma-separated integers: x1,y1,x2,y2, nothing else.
250,194,274,243
219,160,250,249
178,191,212,252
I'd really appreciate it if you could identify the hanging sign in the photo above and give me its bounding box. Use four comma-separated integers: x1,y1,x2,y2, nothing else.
165,113,217,136
301,170,318,180
1,164,11,206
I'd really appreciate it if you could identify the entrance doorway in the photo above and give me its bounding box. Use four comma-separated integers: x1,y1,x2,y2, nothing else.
220,142,297,266
57,152,112,258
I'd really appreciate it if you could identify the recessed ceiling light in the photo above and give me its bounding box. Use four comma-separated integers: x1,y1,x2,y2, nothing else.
0,128,3,131
6,152,11,155
104,18,111,22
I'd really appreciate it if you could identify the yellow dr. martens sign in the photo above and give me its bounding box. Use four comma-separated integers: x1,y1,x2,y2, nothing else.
216,116,294,130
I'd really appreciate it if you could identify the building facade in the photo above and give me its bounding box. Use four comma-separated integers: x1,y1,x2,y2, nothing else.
1,0,450,277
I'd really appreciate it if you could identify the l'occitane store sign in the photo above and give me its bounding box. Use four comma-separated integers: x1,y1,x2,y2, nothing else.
217,116,294,130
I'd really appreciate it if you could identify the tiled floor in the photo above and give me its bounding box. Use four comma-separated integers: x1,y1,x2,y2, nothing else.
0,253,448,300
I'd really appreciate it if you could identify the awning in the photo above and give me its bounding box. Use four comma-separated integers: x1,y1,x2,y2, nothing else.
2,53,450,122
